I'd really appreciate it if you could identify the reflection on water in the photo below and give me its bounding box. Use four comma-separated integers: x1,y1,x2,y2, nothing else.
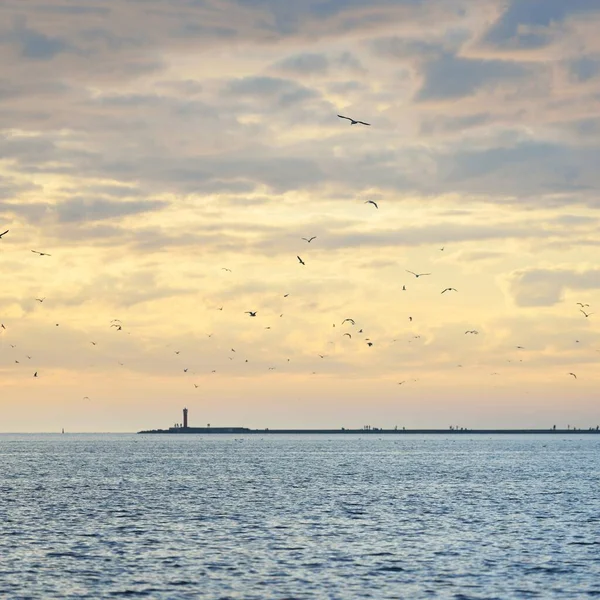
1,434,599,599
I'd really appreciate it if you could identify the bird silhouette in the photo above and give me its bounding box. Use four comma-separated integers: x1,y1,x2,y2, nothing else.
576,303,589,307
297,256,305,265
343,333,352,338
465,330,478,335
31,250,51,256
302,236,316,243
441,288,457,294
33,372,38,377
245,311,257,317
364,200,378,209
35,297,45,303
568,372,577,379
406,270,431,278
0,230,8,238
580,310,593,318
338,114,370,126
342,318,355,325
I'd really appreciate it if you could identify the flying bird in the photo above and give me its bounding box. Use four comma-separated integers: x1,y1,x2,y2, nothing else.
302,236,317,243
580,310,593,318
465,330,478,334
90,342,96,346
174,351,180,355
297,256,305,265
33,372,38,378
35,297,45,303
337,114,370,126
398,381,406,385
83,396,90,401
364,200,378,209
406,270,431,278
568,372,577,379
402,285,406,291
1,324,5,329
31,250,51,256
0,230,8,238
221,268,232,272
343,333,352,338
245,311,257,317
516,346,525,349
342,318,355,325
576,303,589,307
441,288,457,294
183,368,188,372
367,342,373,347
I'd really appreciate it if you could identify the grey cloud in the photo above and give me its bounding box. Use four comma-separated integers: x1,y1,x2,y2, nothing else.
55,197,169,223
482,0,599,50
416,52,529,101
9,17,73,60
510,268,600,307
274,52,329,75
570,56,600,82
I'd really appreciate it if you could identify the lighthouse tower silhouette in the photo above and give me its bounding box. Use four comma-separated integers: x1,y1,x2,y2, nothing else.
183,407,188,429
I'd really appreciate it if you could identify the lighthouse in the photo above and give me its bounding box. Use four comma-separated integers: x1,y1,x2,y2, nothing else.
183,407,188,429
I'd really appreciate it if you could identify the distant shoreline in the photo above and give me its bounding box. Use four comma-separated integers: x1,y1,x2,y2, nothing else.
137,427,600,435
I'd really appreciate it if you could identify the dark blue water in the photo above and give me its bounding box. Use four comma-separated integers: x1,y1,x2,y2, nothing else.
1,434,599,599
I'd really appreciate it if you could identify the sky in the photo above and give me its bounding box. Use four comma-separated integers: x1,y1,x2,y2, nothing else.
1,0,599,432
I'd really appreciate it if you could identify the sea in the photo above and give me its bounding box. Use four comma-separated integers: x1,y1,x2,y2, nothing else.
1,434,599,599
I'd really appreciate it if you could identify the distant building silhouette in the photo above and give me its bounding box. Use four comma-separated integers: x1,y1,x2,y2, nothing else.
183,407,188,429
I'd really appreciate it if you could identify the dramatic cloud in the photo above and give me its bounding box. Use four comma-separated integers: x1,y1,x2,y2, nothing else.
0,0,599,431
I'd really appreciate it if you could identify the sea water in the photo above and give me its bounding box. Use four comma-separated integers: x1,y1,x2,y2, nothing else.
1,434,599,599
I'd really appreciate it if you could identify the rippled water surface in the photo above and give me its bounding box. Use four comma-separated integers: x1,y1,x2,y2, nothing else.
1,434,600,599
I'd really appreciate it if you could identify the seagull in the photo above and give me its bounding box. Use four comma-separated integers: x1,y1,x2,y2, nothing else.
302,236,317,243
0,230,8,238
440,247,444,251
318,354,327,359
398,381,406,385
406,270,431,278
580,310,593,318
90,342,96,346
364,200,378,209
441,288,457,294
221,268,232,272
367,342,373,347
174,351,180,355
409,317,412,322
297,256,305,265
183,368,188,372
111,324,122,330
33,372,38,378
402,285,406,291
245,311,257,317
568,372,577,379
31,250,51,256
283,294,289,297
576,303,589,307
83,396,90,401
465,330,479,335
343,333,352,338
194,384,198,388
342,318,355,325
35,297,45,303
1,324,5,329
338,114,370,126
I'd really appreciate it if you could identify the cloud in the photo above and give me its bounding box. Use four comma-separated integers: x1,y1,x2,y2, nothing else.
55,197,170,224
274,52,330,75
416,52,529,101
482,0,600,50
510,268,600,307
